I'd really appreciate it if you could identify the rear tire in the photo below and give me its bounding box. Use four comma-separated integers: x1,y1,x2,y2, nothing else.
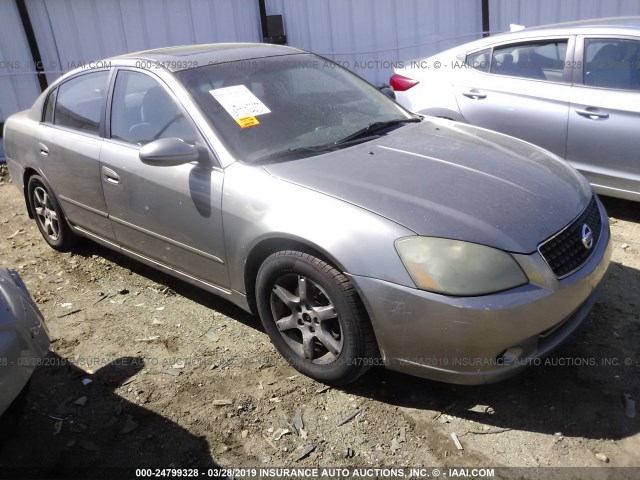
27,174,77,251
256,250,377,385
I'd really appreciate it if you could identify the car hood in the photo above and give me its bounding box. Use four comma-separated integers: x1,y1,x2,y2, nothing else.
263,120,592,253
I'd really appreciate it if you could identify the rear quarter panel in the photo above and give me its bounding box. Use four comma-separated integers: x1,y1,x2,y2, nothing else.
395,52,464,119
3,111,40,191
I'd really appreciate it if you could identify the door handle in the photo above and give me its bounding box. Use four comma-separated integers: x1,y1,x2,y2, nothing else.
38,143,49,156
101,166,120,185
462,89,487,100
575,108,609,120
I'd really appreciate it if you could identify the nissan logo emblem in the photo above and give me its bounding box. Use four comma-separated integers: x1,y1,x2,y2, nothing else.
581,224,594,250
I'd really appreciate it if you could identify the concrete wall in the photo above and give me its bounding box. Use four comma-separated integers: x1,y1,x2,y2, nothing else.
0,1,43,126
266,0,483,85
489,0,640,33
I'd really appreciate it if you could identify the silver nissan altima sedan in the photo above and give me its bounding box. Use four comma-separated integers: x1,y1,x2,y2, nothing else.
3,43,611,385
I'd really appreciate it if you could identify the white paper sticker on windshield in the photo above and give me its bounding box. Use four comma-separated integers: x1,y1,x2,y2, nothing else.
209,85,271,123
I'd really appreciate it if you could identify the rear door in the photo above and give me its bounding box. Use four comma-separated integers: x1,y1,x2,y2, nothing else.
38,70,114,239
455,37,574,158
99,68,229,290
566,35,640,200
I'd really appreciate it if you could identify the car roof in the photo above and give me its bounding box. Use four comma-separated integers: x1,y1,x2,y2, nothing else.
446,16,640,55
112,43,306,71
523,16,640,32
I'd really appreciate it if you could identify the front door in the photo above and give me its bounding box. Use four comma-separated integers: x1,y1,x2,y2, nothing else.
100,69,229,289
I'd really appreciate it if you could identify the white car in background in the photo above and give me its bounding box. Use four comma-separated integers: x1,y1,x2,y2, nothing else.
391,17,640,202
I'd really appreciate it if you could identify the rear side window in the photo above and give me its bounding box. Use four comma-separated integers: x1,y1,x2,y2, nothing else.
491,40,568,82
465,48,491,72
54,71,109,135
584,38,640,90
43,88,57,123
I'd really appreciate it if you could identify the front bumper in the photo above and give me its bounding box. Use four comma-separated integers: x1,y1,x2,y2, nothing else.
0,268,50,415
352,200,612,385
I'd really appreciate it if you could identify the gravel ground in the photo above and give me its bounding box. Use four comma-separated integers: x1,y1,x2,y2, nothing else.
0,165,638,479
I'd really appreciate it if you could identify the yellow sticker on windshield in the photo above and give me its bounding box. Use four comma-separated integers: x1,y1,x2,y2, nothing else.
236,116,260,128
209,85,271,128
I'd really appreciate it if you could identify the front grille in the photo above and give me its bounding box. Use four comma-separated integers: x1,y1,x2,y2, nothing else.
538,197,602,278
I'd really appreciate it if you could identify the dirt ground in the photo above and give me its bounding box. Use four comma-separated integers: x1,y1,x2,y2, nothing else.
0,164,638,479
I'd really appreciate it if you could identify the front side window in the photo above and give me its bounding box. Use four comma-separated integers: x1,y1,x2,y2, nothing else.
491,40,568,82
54,71,109,135
110,70,200,146
584,38,640,90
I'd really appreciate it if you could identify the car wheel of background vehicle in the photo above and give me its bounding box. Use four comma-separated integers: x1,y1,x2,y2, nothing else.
27,175,76,251
256,250,378,385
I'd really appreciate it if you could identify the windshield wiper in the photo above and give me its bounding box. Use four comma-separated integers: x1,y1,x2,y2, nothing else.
251,144,338,164
250,117,422,164
251,137,380,164
334,117,422,145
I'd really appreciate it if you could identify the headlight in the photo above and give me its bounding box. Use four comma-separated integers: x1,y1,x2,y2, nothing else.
395,237,528,296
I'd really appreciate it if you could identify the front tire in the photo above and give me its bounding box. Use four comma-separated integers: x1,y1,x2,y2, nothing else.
256,250,377,385
27,174,76,251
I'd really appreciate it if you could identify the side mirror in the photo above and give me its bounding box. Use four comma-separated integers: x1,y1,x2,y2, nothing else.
139,138,199,166
378,83,396,101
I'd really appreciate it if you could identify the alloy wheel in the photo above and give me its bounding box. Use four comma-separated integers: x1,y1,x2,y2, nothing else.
270,273,343,365
33,186,60,241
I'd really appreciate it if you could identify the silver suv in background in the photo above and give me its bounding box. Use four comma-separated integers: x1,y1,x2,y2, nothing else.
391,17,640,202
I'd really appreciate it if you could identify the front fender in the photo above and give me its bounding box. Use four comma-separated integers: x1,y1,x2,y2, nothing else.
222,163,417,295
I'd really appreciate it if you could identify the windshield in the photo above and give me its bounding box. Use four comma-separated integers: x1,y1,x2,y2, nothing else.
176,53,414,163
